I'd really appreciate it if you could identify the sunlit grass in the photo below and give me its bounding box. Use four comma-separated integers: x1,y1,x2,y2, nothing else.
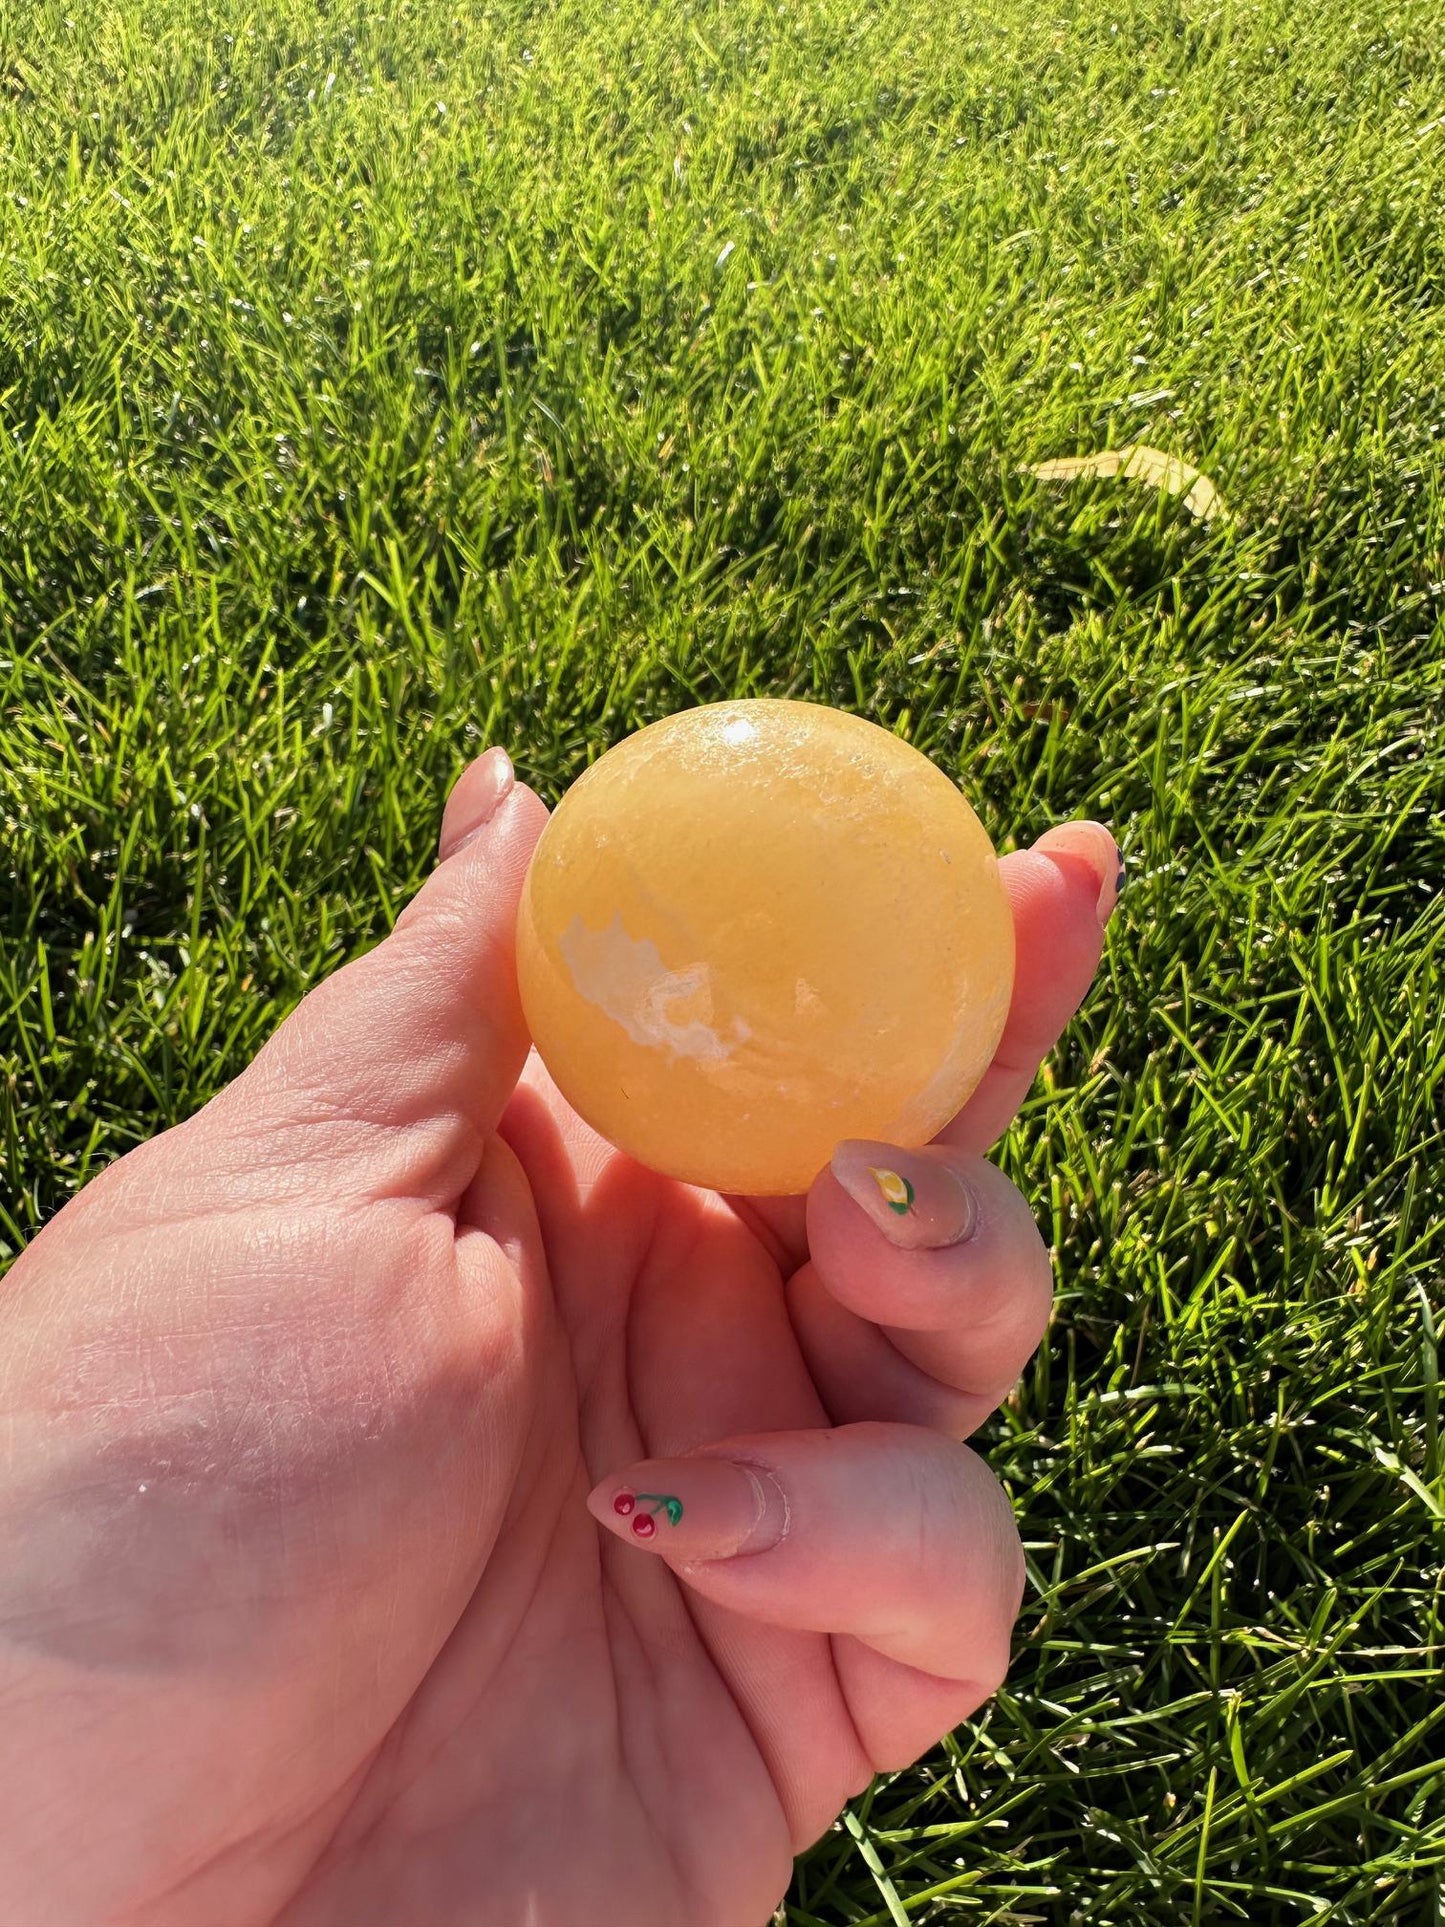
2,0,1443,1918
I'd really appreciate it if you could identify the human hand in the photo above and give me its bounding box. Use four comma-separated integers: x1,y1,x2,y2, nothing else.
0,747,1120,1927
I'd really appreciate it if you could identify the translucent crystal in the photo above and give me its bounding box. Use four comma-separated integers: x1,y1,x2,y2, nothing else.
516,700,1015,1196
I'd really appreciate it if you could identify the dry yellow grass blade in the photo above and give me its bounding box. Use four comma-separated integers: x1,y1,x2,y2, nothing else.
1028,444,1230,522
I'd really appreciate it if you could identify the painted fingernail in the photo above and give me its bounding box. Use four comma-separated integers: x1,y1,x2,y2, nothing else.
829,1141,977,1251
587,1456,789,1561
439,747,515,858
1035,820,1122,928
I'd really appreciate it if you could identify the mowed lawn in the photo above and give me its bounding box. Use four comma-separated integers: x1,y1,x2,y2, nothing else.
3,0,1444,1918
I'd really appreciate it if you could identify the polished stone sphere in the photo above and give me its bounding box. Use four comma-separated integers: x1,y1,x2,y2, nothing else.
516,700,1015,1195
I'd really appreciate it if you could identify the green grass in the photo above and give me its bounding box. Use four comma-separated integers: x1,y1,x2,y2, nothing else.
2,0,1444,1917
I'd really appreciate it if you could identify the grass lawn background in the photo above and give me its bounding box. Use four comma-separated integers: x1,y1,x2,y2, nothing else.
2,0,1443,1918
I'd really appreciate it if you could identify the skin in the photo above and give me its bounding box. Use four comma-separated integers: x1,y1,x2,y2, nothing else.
0,751,1119,1927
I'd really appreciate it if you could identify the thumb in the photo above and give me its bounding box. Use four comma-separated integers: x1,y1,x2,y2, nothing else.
211,748,550,1204
587,1422,1022,1772
587,1421,1020,1681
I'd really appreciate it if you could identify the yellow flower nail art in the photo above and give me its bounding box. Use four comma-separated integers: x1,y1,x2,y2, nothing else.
869,1167,916,1215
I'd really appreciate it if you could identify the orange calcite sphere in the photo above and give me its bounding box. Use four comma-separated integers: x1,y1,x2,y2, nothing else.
515,700,1015,1196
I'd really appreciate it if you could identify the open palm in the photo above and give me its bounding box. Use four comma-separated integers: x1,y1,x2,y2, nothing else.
0,750,1119,1927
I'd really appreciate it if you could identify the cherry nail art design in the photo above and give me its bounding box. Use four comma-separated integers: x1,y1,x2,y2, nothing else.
612,1490,684,1536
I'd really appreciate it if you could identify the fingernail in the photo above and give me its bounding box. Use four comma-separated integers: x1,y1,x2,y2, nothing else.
587,1456,789,1562
439,748,515,859
829,1141,976,1251
1035,820,1122,928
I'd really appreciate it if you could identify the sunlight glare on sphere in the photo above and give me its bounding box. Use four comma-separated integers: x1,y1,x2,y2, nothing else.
515,700,1015,1196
